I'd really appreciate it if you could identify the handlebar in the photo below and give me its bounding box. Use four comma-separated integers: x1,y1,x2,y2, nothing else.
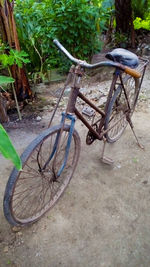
53,39,141,78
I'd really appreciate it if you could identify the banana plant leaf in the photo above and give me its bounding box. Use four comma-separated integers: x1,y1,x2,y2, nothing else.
0,75,15,85
0,124,22,170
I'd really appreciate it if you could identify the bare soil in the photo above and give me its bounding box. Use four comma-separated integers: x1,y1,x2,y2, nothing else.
0,62,150,267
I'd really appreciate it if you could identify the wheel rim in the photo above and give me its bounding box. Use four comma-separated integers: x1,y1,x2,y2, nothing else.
105,76,138,142
106,107,127,141
10,128,78,224
124,76,138,111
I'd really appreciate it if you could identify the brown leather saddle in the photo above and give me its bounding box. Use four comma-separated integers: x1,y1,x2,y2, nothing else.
105,48,139,68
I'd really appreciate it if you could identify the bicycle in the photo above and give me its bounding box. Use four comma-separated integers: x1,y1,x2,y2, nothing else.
3,40,149,226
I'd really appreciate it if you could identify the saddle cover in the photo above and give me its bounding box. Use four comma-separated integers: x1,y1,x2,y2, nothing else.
105,48,139,68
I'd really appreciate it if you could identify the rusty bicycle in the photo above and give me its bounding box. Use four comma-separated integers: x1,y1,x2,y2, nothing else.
3,39,148,226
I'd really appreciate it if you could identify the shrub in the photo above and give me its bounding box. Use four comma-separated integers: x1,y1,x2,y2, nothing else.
14,0,102,72
133,16,150,31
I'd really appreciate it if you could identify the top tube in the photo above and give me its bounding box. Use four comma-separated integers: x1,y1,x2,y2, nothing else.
53,39,124,70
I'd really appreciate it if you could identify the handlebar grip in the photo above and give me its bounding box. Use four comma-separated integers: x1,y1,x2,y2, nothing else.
124,66,141,78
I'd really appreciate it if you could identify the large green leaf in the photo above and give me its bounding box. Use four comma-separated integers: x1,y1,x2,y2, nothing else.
0,124,22,170
0,76,15,85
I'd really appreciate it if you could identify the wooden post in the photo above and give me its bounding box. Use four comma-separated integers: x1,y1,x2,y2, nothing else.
0,93,9,123
0,0,32,100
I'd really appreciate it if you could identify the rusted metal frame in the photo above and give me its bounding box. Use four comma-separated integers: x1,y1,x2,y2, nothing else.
66,64,105,139
133,65,146,107
75,105,127,139
97,70,119,133
102,112,126,135
42,65,78,172
73,69,124,140
66,65,83,114
66,86,80,114
104,70,119,113
74,108,102,140
76,70,121,138
50,66,83,173
66,66,131,141
139,64,147,90
119,73,131,111
48,73,74,128
50,67,80,171
78,92,105,116
65,65,102,139
133,59,149,106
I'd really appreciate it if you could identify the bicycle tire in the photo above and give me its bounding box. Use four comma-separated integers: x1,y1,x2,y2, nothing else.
3,124,80,226
124,76,139,110
104,76,138,143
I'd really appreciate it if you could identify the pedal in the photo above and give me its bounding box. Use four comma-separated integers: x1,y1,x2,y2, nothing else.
100,156,114,165
82,106,95,117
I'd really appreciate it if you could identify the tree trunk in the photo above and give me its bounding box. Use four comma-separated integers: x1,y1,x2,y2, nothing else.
0,94,9,123
115,0,135,47
0,0,32,100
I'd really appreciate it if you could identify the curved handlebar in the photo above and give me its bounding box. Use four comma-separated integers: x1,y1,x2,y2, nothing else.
53,39,141,78
53,39,122,69
53,39,83,66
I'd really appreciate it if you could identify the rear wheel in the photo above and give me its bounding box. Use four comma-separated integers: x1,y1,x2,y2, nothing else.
105,76,139,143
4,124,80,226
124,76,139,110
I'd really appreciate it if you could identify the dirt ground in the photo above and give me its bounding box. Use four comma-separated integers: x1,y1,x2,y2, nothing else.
0,61,150,267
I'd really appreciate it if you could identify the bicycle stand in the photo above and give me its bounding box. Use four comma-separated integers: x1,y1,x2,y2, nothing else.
100,137,114,165
126,114,144,149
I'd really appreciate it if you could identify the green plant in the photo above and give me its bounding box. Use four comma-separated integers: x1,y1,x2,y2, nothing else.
0,46,30,119
133,16,150,30
0,62,22,171
112,32,128,46
52,0,100,56
132,0,150,19
132,0,150,30
0,49,30,68
0,76,14,85
15,0,59,73
0,75,14,96
99,0,115,30
0,124,22,170
15,0,112,73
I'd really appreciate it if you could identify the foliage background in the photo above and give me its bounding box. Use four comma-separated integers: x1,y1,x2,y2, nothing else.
14,0,113,73
1,0,150,75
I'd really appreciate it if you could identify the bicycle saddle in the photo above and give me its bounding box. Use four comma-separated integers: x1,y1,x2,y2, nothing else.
105,48,139,68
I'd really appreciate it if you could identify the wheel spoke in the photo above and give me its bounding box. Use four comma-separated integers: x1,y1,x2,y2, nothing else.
5,126,80,225
106,75,137,142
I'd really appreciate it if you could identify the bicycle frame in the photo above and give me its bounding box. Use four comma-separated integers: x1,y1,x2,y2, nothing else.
47,57,148,175
65,64,126,141
5,39,149,227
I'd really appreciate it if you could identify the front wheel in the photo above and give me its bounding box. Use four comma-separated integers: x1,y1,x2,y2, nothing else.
3,124,80,226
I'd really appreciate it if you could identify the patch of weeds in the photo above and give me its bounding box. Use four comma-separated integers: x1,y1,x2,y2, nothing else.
139,94,148,101
132,157,139,163
47,216,53,220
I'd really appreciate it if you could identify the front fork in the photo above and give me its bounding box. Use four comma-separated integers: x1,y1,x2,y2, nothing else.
39,65,82,176
56,112,76,177
40,112,76,177
54,66,81,176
